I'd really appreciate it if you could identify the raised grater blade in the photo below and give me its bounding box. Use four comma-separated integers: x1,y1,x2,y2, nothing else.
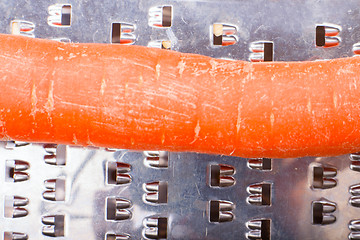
1,0,360,239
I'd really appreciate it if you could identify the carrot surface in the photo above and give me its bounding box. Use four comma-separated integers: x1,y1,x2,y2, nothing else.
0,34,359,158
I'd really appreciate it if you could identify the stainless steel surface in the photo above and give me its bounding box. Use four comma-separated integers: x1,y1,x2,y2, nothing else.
2,0,360,61
0,143,359,239
1,0,360,239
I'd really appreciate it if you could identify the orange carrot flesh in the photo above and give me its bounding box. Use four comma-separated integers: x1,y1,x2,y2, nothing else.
0,33,359,158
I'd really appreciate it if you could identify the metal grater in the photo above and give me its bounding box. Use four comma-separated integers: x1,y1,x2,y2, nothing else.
1,0,360,239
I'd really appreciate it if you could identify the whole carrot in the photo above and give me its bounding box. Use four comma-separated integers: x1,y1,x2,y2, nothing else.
0,34,359,158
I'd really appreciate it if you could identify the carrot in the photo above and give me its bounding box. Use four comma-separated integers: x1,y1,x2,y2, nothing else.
0,33,359,158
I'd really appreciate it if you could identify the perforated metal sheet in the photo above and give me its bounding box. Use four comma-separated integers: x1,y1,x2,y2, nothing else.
1,1,360,240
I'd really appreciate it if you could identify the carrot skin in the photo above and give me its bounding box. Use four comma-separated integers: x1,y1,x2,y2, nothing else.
0,34,359,158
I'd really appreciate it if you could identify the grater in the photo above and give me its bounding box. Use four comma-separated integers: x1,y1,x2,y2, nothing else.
1,0,360,239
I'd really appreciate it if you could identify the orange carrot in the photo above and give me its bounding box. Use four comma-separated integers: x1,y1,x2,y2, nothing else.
0,33,359,158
